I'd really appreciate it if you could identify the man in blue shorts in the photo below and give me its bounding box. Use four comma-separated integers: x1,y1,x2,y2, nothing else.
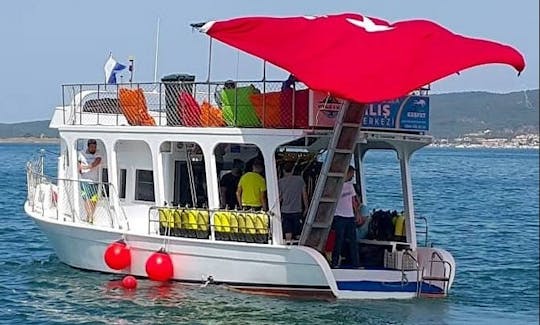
78,139,102,223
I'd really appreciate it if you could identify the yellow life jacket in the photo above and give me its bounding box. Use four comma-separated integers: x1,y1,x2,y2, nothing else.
158,208,174,228
254,212,269,234
214,212,223,232
394,214,406,237
197,210,209,231
229,212,239,233
180,209,190,230
244,213,256,234
173,209,182,229
237,213,247,233
186,210,198,230
215,211,231,232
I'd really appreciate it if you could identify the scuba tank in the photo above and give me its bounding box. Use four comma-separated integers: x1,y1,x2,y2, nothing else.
394,212,406,241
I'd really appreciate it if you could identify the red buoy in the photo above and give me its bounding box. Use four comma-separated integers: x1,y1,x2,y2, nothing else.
145,250,174,282
104,241,131,270
122,275,138,290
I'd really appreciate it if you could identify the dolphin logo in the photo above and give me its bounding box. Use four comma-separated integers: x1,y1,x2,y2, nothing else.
413,99,427,107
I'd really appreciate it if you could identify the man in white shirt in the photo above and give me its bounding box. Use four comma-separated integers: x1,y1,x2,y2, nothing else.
331,165,362,268
78,139,102,223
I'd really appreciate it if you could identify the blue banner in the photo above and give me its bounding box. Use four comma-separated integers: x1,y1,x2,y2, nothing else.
361,96,430,132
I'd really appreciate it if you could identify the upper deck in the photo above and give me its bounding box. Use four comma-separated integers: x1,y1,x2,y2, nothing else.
51,79,431,137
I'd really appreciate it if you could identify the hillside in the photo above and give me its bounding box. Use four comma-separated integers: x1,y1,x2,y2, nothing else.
0,120,58,138
0,89,538,139
429,89,539,138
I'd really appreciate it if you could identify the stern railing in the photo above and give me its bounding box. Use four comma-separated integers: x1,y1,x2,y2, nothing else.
26,155,129,230
416,215,429,247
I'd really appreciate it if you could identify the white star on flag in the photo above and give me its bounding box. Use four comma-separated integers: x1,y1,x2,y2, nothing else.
346,16,394,32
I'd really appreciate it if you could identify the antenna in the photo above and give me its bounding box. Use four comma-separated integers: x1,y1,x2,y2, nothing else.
153,17,161,83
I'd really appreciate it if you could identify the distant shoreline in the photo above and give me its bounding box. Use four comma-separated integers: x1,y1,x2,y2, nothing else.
0,137,60,144
0,137,537,150
428,144,539,150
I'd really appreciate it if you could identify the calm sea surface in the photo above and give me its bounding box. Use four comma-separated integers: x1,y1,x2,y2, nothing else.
0,144,538,324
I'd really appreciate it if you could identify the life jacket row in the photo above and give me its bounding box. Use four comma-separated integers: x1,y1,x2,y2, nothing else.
157,208,270,243
158,208,210,239
214,210,269,244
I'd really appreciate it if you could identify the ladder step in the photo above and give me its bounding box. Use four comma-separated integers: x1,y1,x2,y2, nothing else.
311,222,332,229
319,196,338,203
326,172,345,178
333,149,353,154
341,122,361,128
422,276,450,282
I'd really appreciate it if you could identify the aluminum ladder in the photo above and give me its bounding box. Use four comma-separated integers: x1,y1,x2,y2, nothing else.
299,101,365,251
420,251,452,297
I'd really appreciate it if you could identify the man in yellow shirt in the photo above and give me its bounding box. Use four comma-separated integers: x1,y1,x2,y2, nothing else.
236,159,267,211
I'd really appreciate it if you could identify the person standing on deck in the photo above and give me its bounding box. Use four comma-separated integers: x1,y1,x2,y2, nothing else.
278,161,308,242
236,159,267,211
77,139,102,223
331,165,362,268
219,159,243,209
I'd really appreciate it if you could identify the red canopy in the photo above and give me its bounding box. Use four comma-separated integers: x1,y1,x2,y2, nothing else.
199,13,525,103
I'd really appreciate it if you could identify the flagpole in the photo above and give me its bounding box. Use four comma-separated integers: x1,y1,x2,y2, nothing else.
128,56,134,84
105,52,112,90
153,17,160,84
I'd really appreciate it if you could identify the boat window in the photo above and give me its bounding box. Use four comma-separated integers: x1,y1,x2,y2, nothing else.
162,142,208,208
214,143,263,209
274,137,325,240
135,169,155,202
118,169,127,199
362,150,404,210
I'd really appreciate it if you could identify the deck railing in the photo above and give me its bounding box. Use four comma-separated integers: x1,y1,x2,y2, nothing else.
61,80,312,129
26,155,129,230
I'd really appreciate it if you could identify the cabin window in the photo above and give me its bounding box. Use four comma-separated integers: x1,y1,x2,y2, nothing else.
118,169,127,199
214,143,264,210
362,150,404,210
167,142,208,208
135,169,155,202
274,137,324,240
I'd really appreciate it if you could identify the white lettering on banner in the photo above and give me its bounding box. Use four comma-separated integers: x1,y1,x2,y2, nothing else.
363,116,394,127
407,112,426,118
364,104,391,118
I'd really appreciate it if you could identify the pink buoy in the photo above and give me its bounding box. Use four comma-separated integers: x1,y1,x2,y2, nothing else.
145,250,174,282
122,275,138,290
104,241,131,270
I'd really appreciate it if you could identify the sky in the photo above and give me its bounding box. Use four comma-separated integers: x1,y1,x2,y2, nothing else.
0,0,538,123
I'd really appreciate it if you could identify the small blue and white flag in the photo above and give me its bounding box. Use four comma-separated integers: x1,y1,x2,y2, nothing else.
104,54,126,84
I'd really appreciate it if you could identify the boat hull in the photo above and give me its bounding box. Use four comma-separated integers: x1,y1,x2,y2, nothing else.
25,202,449,299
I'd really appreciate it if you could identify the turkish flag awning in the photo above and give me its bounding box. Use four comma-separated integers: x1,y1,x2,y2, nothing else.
197,13,525,103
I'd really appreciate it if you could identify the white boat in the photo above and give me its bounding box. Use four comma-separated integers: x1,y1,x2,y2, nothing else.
24,13,525,300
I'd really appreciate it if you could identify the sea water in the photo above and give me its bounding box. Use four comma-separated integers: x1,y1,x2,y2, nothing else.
0,144,538,324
